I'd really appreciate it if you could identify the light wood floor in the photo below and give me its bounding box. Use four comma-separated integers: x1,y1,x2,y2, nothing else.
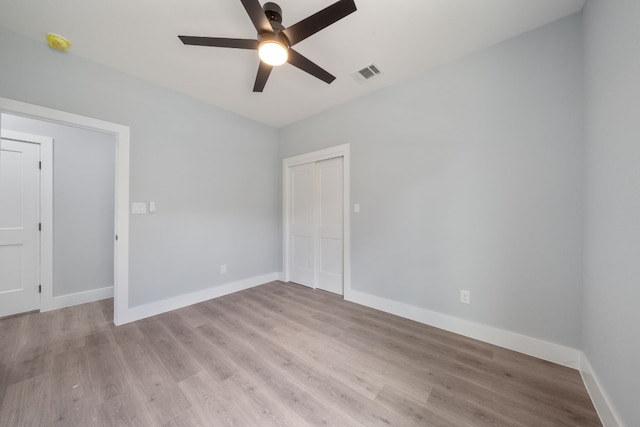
0,281,601,426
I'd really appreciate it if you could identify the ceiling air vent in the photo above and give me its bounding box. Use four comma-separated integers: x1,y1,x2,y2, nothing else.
351,64,382,83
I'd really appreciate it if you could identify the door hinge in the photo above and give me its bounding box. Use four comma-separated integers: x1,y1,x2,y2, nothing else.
115,234,118,241
38,223,42,231
39,161,42,170
39,285,41,293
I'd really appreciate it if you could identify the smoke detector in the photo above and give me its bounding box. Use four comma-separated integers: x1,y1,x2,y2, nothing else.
46,34,71,51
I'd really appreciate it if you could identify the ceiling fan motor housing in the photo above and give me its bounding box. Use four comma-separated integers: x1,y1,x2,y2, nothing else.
261,2,286,43
263,2,283,23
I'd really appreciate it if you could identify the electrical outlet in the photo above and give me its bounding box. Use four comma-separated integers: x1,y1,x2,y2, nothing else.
460,290,471,304
220,264,227,274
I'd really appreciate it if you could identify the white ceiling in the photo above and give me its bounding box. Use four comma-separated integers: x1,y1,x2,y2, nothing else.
0,0,585,128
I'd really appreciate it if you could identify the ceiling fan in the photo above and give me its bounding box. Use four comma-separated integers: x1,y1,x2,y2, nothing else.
178,0,357,92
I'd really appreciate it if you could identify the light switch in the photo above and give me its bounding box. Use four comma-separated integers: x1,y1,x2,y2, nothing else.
131,202,147,214
149,201,156,213
353,203,360,214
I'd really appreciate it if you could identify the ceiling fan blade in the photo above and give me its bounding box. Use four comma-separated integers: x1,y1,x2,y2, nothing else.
179,36,258,49
253,62,273,92
240,0,273,34
282,0,357,46
287,49,335,84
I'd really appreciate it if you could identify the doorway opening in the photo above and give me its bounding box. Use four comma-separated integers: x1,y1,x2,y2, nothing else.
0,97,130,324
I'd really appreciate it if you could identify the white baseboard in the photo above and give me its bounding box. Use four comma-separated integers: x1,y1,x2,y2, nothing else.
580,354,623,427
41,286,114,312
117,272,279,325
344,289,581,369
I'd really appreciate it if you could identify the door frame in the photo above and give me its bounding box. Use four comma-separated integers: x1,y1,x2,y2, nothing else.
0,130,52,313
0,97,130,325
283,144,351,297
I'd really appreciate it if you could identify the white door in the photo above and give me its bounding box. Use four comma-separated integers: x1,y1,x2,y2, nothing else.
0,138,41,317
316,157,343,294
286,157,344,294
288,163,315,287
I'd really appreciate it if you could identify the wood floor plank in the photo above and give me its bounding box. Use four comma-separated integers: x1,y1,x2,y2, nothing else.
84,337,130,403
427,386,527,427
136,317,203,383
375,384,455,427
332,313,599,426
448,350,603,425
430,371,593,427
6,347,54,386
10,310,63,363
272,326,387,400
278,314,435,400
162,407,207,427
0,362,10,410
223,292,394,401
223,371,311,427
159,310,238,382
210,297,422,426
117,338,192,425
178,370,262,426
249,285,348,338
196,321,357,426
99,389,157,427
493,349,587,387
0,373,51,426
359,309,496,360
47,348,98,426
172,305,211,329
108,321,145,346
0,314,27,364
0,282,603,426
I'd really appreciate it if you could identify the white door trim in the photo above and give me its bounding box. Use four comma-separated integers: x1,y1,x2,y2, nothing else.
283,144,351,297
1,130,52,313
0,97,130,325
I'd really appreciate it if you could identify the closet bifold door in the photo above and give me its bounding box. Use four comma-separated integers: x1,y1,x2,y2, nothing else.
315,157,343,295
288,162,316,288
286,157,344,295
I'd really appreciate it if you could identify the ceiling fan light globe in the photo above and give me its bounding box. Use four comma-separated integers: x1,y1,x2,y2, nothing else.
258,41,288,66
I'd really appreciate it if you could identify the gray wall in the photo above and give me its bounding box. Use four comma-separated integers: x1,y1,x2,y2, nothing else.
1,113,116,297
0,27,280,307
583,0,640,425
280,15,584,348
